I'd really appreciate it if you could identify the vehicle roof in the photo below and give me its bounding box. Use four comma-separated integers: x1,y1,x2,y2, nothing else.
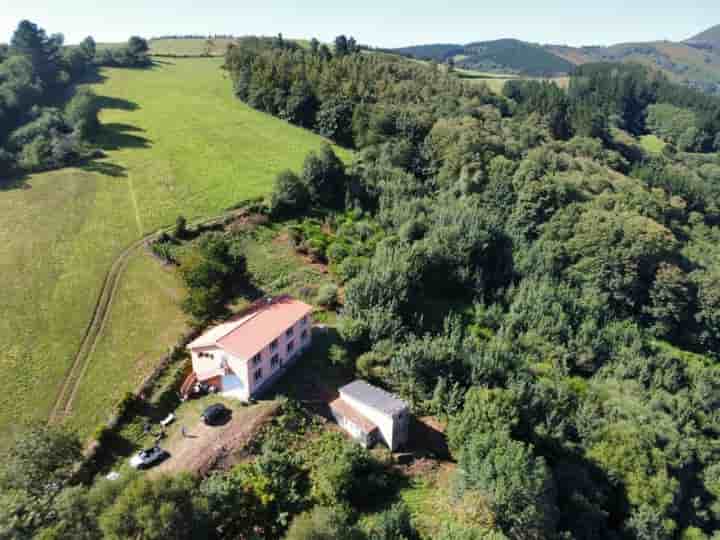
204,403,226,412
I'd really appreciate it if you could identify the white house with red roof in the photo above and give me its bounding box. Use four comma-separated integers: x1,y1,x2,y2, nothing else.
186,296,313,401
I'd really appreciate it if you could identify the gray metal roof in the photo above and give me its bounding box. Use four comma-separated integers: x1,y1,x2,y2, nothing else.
339,380,408,416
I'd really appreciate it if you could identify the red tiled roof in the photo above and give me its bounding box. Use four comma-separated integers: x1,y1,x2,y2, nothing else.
330,398,378,434
187,296,313,360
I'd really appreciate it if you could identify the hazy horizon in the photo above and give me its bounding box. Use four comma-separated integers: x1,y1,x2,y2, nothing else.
1,0,719,48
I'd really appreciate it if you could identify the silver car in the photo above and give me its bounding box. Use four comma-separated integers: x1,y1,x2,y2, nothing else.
129,446,168,469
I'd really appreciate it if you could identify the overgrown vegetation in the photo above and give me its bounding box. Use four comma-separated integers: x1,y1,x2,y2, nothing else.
4,26,720,540
228,37,720,539
0,20,100,176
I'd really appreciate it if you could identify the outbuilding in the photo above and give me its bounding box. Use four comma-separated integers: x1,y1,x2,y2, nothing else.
330,380,410,451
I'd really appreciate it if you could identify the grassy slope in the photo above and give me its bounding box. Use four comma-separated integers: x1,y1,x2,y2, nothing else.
149,38,235,56
0,57,350,440
66,251,188,433
548,41,720,87
455,66,569,94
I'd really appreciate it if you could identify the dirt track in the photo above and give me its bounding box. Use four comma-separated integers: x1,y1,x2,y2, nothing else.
152,401,280,476
49,209,248,424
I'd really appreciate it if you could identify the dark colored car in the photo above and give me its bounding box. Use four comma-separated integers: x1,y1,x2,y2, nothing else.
201,403,230,425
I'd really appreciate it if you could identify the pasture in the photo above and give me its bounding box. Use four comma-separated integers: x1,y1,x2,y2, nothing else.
454,67,569,94
0,57,350,441
149,38,235,56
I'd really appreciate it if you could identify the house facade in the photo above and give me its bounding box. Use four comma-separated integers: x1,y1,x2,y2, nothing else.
330,380,410,451
186,296,313,401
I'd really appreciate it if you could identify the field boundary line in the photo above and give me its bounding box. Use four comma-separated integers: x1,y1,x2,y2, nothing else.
48,209,246,424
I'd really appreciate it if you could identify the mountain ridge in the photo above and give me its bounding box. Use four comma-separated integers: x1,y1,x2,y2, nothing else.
391,24,720,95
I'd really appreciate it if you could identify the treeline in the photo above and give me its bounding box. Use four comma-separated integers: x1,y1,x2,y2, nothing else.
0,21,99,176
150,34,235,40
235,36,720,538
505,62,720,152
224,34,504,148
94,36,151,68
0,21,151,178
0,404,428,540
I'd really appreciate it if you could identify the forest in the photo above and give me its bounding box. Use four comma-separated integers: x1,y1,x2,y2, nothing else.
222,36,720,539
0,21,150,178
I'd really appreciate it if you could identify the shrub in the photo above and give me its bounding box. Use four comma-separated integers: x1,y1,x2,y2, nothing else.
174,215,188,239
316,283,339,308
329,344,352,369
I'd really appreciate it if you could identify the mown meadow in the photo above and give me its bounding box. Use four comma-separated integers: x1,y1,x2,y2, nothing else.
0,57,350,441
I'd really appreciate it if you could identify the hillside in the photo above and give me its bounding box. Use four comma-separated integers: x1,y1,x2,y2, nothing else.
0,57,350,441
148,37,235,56
393,28,720,95
688,23,720,44
548,40,720,95
392,38,574,76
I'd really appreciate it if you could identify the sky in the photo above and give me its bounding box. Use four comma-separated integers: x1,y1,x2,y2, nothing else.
1,0,719,48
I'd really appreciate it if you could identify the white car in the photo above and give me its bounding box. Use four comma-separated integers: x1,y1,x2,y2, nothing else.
129,446,168,469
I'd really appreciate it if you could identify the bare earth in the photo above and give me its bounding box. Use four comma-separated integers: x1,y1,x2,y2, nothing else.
152,400,280,476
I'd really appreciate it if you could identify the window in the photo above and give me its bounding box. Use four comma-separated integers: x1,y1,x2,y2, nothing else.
199,352,213,359
271,354,280,369
254,368,263,382
287,340,295,354
286,326,294,338
301,329,309,341
252,353,261,366
270,339,278,351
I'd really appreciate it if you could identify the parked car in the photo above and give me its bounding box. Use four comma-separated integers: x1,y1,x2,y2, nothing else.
129,446,168,469
201,403,230,426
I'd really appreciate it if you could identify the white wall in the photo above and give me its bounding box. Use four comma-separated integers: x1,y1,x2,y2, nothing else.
190,345,223,375
339,392,408,451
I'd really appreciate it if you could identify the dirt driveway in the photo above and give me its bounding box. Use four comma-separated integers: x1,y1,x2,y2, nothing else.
152,398,280,476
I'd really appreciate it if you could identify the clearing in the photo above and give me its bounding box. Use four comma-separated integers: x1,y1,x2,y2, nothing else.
0,57,350,443
640,134,667,154
151,396,280,476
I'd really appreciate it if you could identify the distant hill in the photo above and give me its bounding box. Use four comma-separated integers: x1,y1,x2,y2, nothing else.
546,39,720,95
391,25,720,96
462,39,574,76
392,38,574,76
688,24,720,44
392,43,464,61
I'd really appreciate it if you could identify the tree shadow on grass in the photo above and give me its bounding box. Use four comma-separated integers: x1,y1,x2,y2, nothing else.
0,173,31,192
79,158,128,178
95,95,141,112
95,122,151,152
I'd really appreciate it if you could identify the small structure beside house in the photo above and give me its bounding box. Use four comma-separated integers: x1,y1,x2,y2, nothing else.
186,296,313,401
330,380,410,451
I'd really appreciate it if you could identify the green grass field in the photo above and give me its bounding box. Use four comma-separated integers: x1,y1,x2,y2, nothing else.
148,38,235,56
454,67,569,94
0,57,350,441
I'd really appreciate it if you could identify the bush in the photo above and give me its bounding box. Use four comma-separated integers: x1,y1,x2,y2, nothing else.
329,344,352,369
270,170,310,218
336,256,369,283
316,283,339,308
285,506,363,540
174,215,188,239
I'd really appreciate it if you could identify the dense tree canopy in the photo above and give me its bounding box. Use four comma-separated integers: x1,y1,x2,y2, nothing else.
233,37,720,539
